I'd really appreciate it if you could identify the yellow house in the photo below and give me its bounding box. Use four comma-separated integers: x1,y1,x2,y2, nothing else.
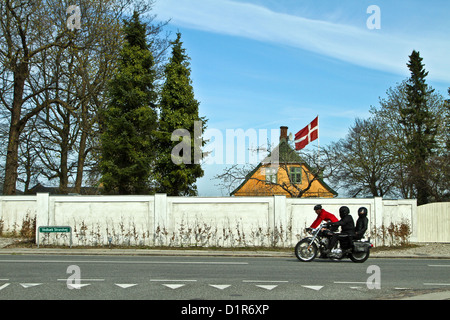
231,126,337,198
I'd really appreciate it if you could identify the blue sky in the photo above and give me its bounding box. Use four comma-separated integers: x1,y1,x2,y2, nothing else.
152,0,450,196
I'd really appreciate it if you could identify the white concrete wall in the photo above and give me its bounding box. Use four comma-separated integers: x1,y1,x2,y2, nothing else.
417,202,450,242
163,196,275,247
0,196,37,235
44,195,154,246
0,193,421,247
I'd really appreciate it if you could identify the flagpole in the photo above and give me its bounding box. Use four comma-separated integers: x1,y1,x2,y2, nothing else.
317,115,320,169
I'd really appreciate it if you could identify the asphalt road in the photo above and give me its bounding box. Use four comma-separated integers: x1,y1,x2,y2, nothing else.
0,254,449,302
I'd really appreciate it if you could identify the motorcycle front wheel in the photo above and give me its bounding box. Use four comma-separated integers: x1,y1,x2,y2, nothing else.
295,239,318,262
349,250,370,263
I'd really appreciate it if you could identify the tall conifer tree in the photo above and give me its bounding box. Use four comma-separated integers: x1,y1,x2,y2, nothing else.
155,33,206,196
400,50,437,205
99,12,158,194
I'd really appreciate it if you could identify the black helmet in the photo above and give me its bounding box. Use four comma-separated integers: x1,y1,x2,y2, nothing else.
339,206,350,218
358,207,368,215
314,204,322,211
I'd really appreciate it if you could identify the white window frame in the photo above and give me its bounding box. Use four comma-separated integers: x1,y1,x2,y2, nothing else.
264,167,277,184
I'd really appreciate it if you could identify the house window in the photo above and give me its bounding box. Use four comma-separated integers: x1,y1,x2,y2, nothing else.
265,167,277,184
290,167,302,184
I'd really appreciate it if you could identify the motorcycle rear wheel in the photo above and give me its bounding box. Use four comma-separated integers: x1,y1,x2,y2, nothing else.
349,250,370,263
295,239,318,262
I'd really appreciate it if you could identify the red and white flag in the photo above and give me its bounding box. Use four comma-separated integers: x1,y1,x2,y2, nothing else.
295,116,318,150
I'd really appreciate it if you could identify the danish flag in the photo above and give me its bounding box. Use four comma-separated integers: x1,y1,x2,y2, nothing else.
295,116,318,150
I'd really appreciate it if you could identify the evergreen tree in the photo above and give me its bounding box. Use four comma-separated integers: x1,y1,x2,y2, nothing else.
99,12,158,195
447,88,450,151
399,50,437,205
155,33,206,196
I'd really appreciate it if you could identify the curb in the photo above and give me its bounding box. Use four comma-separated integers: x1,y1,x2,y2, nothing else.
400,291,450,300
371,255,450,260
0,248,449,259
0,248,293,257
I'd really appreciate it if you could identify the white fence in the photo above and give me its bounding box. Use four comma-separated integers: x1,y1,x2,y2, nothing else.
0,193,420,247
417,202,450,242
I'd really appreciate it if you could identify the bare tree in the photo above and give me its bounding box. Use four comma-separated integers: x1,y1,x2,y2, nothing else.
17,116,43,193
326,117,398,198
1,0,170,194
0,0,74,194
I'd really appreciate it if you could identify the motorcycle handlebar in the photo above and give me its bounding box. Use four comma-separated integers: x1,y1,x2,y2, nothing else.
308,222,330,234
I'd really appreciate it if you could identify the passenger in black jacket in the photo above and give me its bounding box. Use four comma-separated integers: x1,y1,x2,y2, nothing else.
355,207,369,240
326,206,355,251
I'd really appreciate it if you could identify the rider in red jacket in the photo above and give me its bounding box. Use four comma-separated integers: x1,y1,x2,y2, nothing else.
309,204,339,229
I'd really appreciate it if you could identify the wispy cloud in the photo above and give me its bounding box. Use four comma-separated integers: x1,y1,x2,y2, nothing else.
154,0,450,82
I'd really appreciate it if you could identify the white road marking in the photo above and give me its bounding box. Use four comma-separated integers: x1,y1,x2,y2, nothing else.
256,285,277,290
302,285,323,291
150,279,197,282
209,284,231,290
428,265,450,267
20,283,42,288
0,283,10,291
424,283,450,286
163,284,185,289
242,280,288,283
334,281,367,284
67,283,90,289
57,278,105,282
115,283,138,288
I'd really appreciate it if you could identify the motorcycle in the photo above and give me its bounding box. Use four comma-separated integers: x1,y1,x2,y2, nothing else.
294,221,373,263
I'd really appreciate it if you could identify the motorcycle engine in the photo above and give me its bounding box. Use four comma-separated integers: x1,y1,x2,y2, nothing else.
329,248,343,259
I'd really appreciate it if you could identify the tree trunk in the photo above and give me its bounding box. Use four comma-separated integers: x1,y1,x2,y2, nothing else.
74,101,89,193
3,64,28,195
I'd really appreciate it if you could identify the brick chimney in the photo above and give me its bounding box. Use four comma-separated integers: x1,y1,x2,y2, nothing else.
280,126,288,141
